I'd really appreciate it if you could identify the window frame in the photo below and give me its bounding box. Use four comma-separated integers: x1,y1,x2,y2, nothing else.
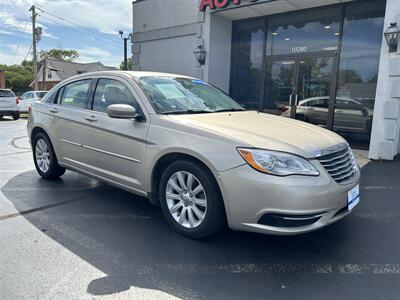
57,78,94,110
89,76,147,121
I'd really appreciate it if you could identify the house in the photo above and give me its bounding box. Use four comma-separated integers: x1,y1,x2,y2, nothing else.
31,58,115,90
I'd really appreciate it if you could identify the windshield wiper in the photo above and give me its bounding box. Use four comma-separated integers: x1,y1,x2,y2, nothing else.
161,109,213,115
214,108,245,113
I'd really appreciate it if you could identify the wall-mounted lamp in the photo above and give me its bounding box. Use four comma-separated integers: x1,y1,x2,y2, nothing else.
193,45,207,65
384,22,400,53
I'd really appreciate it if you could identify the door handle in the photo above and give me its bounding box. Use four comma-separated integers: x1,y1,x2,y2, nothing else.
49,108,59,114
84,115,97,122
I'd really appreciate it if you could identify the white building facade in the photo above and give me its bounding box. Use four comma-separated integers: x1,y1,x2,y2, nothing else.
132,0,400,160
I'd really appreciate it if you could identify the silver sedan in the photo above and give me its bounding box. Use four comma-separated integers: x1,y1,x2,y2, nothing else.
28,71,360,239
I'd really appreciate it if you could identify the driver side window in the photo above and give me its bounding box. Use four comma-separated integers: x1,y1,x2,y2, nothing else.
92,79,141,114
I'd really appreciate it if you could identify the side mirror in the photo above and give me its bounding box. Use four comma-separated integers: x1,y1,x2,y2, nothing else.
107,104,141,120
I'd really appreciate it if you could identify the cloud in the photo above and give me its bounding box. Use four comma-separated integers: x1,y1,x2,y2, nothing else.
0,10,58,39
2,0,132,35
0,11,31,34
76,46,121,66
0,44,32,65
0,1,133,66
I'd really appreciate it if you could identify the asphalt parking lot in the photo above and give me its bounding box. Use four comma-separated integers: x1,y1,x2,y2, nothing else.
1,118,399,299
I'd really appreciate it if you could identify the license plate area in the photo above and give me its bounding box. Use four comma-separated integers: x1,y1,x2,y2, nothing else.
348,185,360,210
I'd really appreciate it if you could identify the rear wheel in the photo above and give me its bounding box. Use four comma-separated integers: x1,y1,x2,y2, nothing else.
12,112,20,120
159,160,225,239
33,132,66,179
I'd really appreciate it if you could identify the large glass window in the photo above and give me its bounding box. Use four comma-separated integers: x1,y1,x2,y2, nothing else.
266,7,341,56
230,0,385,149
230,19,265,109
333,0,385,147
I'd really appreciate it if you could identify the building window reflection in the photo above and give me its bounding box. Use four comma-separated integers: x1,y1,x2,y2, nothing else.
230,0,386,149
230,19,265,109
334,1,385,148
266,7,341,56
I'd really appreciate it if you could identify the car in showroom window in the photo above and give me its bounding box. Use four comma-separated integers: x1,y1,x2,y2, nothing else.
27,71,360,239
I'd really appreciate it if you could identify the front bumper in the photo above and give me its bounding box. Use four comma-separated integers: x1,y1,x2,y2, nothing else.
218,161,360,235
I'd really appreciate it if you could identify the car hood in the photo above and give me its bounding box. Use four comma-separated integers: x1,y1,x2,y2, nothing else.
167,111,345,158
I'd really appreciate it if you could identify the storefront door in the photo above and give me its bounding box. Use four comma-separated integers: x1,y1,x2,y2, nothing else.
264,51,336,129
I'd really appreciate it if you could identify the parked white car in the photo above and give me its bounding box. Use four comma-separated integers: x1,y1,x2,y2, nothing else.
19,91,47,113
0,89,20,120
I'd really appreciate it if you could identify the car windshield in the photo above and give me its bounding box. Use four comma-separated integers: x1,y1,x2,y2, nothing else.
36,92,47,98
136,76,245,114
0,90,15,97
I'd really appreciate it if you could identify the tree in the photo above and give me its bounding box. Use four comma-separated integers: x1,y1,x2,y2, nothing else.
39,48,79,61
0,61,34,94
119,57,132,70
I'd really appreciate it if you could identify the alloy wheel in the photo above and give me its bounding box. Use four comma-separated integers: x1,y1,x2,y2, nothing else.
35,138,51,173
166,171,207,229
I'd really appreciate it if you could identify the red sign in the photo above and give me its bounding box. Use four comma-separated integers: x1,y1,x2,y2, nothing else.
199,0,241,11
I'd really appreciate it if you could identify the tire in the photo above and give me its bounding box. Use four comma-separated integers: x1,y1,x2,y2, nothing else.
12,112,20,120
159,160,225,239
32,132,66,179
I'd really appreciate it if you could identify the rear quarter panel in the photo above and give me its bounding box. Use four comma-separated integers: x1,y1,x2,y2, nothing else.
28,102,61,156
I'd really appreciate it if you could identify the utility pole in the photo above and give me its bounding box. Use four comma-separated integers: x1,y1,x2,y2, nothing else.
30,5,38,90
42,58,46,90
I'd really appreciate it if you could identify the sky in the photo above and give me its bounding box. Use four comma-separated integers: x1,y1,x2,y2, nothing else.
0,0,133,67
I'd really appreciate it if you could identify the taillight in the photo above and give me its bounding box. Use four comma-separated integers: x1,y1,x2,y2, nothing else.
281,106,289,112
16,97,20,104
29,104,32,114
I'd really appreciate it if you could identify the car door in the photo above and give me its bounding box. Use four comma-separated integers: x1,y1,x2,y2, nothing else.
333,99,366,133
25,92,36,111
18,93,28,111
306,98,329,127
82,76,150,194
51,78,95,171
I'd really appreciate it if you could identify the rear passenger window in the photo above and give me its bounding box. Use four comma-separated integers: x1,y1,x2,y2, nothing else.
43,90,56,103
60,79,91,109
92,79,141,113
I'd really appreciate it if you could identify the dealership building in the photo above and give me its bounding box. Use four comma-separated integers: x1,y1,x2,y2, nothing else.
132,0,400,160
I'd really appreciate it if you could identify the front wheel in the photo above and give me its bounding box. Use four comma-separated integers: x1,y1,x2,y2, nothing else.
159,160,226,239
33,132,66,179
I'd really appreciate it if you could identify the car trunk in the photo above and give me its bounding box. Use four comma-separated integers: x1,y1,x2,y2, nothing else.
0,90,16,110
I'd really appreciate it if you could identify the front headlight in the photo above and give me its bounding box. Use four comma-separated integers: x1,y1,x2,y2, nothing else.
238,148,319,176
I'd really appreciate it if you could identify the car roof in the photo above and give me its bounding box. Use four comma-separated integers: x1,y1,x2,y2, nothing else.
0,88,12,91
62,70,197,82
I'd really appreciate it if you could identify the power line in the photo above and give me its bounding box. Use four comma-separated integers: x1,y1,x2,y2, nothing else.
12,22,29,65
39,14,122,51
22,44,33,62
36,6,122,43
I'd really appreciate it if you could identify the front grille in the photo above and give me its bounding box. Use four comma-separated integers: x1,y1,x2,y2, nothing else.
317,147,357,184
